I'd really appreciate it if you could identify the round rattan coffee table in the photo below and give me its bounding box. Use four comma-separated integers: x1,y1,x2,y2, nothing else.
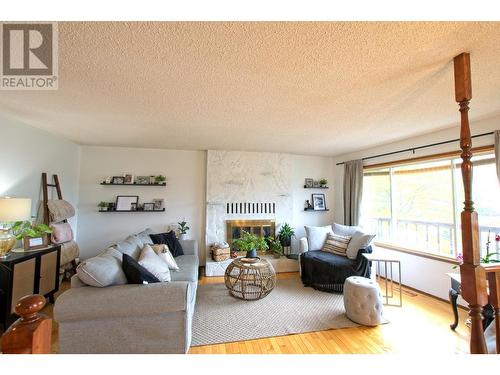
224,257,276,300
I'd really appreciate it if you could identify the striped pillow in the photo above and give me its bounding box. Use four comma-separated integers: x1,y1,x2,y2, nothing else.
322,233,351,256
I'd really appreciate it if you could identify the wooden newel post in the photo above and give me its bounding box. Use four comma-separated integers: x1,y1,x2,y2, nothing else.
454,52,488,354
1,294,52,354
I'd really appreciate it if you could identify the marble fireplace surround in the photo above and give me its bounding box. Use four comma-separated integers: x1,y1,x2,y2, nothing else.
205,150,299,276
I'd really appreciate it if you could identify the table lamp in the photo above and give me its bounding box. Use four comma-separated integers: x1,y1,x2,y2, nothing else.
0,197,32,258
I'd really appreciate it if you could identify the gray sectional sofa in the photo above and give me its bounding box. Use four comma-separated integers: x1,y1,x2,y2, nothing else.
54,231,199,354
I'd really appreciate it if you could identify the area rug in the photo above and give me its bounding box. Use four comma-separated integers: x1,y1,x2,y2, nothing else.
191,277,357,346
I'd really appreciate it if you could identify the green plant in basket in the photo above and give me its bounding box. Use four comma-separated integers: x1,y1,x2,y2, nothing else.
232,230,268,258
12,221,52,240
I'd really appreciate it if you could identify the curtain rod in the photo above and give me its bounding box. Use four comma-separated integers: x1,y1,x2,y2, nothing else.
335,131,494,166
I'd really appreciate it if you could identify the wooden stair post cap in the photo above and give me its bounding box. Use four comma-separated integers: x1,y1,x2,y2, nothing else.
15,294,46,322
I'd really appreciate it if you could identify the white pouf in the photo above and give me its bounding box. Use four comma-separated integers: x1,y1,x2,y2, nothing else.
343,276,386,326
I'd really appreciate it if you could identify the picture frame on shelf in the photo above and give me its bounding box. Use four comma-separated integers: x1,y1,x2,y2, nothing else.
112,176,124,184
143,203,154,211
123,173,134,184
153,199,164,210
304,178,313,188
104,176,112,184
313,180,320,188
115,195,139,211
135,176,150,185
312,193,326,210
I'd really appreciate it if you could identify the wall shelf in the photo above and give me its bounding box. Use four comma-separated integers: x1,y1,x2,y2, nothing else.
303,208,330,212
100,183,166,187
99,209,166,213
303,186,329,189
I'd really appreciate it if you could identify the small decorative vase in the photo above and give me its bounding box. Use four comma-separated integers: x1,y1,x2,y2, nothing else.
179,234,188,241
246,249,257,258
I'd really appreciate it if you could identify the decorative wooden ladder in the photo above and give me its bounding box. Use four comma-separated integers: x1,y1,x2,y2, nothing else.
0,295,52,354
454,52,500,354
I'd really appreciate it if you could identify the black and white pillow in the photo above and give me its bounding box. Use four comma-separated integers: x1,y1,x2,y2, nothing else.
149,231,184,257
322,233,351,257
122,253,160,284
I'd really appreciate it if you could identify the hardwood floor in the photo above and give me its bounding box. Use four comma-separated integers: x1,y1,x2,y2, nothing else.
2,272,470,354
189,272,470,354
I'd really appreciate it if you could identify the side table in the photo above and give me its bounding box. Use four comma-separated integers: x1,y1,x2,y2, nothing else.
224,257,276,300
0,245,61,330
363,252,402,306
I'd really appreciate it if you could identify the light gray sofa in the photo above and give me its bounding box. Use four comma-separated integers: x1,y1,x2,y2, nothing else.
54,238,199,354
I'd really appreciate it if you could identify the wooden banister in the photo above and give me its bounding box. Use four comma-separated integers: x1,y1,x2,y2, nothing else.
454,52,489,354
487,271,500,353
1,295,52,354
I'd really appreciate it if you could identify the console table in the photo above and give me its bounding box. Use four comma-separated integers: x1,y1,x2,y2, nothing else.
447,272,494,331
0,245,61,330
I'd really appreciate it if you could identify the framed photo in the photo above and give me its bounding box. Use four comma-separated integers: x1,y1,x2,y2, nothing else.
116,195,139,211
23,235,48,251
312,194,326,211
313,180,320,188
135,176,150,185
143,203,154,211
104,176,112,184
304,178,313,188
123,173,134,184
153,199,164,210
112,176,124,184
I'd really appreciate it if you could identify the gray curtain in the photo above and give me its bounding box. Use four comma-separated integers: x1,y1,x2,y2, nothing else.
343,160,364,226
495,130,500,185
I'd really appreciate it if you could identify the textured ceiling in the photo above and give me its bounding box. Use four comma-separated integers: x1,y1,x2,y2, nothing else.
1,22,500,156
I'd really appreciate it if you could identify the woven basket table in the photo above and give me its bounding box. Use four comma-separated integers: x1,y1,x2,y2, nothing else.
224,257,276,300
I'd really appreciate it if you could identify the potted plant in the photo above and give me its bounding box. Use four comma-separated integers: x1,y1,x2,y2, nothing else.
178,220,190,240
267,237,283,259
232,230,268,258
319,178,328,188
98,201,108,211
12,221,53,250
278,223,295,248
155,175,167,185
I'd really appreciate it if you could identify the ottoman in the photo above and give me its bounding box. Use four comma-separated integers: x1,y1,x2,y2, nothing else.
343,276,386,326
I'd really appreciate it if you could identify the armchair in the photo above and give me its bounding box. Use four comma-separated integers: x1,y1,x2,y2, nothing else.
299,224,374,293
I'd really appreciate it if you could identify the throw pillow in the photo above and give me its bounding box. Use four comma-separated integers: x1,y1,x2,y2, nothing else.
136,228,155,245
149,231,184,257
322,233,351,257
151,244,180,270
304,225,334,251
346,230,376,260
114,235,144,259
138,245,171,282
122,253,160,284
332,223,361,237
76,248,127,287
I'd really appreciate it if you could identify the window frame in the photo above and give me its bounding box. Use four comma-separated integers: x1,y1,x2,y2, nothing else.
362,145,495,261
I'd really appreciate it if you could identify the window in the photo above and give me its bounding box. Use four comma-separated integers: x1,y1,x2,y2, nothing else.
361,151,500,259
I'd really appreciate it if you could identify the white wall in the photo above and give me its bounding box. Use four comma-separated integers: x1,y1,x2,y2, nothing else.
0,115,81,230
332,114,500,303
291,154,335,246
77,146,206,259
